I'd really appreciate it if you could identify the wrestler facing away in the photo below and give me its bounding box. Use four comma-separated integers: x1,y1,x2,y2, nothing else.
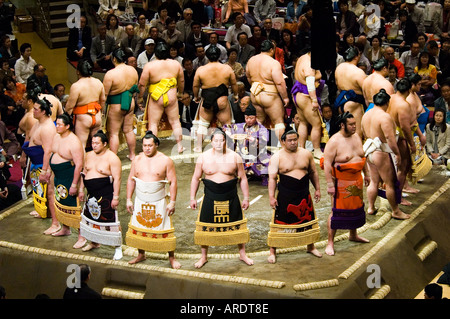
26,98,59,234
362,57,394,107
65,60,106,150
192,45,238,153
323,113,370,256
103,48,139,160
50,114,87,246
387,78,417,207
335,47,367,138
361,89,409,220
267,130,322,263
190,129,253,268
246,40,289,143
137,42,185,154
78,131,122,257
126,131,181,268
291,48,323,159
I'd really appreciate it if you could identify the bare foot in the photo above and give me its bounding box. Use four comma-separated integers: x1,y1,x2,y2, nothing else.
267,254,276,264
367,208,378,215
240,255,254,266
82,242,100,252
400,198,412,206
170,259,182,269
325,243,335,256
307,248,323,258
73,237,87,249
52,227,71,237
194,257,208,269
193,147,202,153
349,235,370,243
178,146,186,154
43,224,61,235
128,254,146,265
392,210,410,220
403,186,420,193
30,211,42,218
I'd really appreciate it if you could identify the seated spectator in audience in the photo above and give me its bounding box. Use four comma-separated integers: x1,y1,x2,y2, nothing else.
439,39,450,82
358,5,380,39
176,8,194,43
150,4,169,35
271,39,286,74
148,26,163,44
161,17,183,46
253,0,277,26
183,58,196,92
414,51,438,106
417,32,428,52
384,46,405,78
26,64,54,95
223,0,255,26
436,0,450,40
297,4,312,49
192,45,209,70
377,0,392,24
14,43,36,85
434,80,450,124
97,0,120,20
91,23,116,71
0,119,19,157
67,15,92,63
170,43,184,65
366,35,384,65
225,13,253,50
426,40,441,72
184,0,208,26
387,64,399,90
349,0,365,19
137,38,156,69
399,40,420,75
135,13,151,40
186,21,209,58
203,0,214,23
248,25,266,54
336,0,359,40
426,108,450,165
178,91,198,132
424,283,444,299
141,0,157,20
261,17,280,44
127,55,142,80
0,91,20,132
404,0,425,34
0,35,19,67
106,13,124,48
339,31,355,56
205,32,227,63
0,150,21,211
165,0,183,22
279,29,298,68
396,9,418,50
3,76,25,105
226,47,245,80
54,83,69,109
286,0,305,23
231,32,255,70
120,24,143,58
0,58,14,91
229,81,250,123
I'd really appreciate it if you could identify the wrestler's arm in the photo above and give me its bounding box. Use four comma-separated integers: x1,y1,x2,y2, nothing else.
268,152,279,208
190,155,203,209
245,62,252,85
166,158,177,215
138,67,149,102
64,85,79,115
99,81,107,109
110,153,122,210
69,138,84,196
307,152,321,203
398,105,416,153
192,73,201,103
78,153,87,202
304,66,319,110
382,117,402,164
229,70,239,102
126,159,136,214
102,73,113,100
414,122,426,147
40,128,55,182
177,65,185,98
236,153,250,210
271,63,289,106
323,140,336,197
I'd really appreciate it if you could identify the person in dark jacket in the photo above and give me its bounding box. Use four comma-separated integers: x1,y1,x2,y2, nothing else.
63,264,102,299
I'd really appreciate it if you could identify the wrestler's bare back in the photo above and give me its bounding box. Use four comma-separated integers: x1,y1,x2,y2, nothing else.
362,73,394,104
325,132,365,164
132,152,172,182
194,62,234,88
246,54,282,85
105,64,139,95
294,53,321,85
140,59,183,87
66,77,105,110
271,148,313,180
198,149,241,183
361,107,394,143
388,94,415,127
335,62,366,94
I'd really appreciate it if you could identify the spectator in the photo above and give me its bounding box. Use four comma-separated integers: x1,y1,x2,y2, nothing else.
231,32,255,69
226,47,245,80
134,13,151,40
148,26,163,44
164,0,183,22
224,13,253,50
0,0,14,36
297,4,312,49
0,35,19,67
120,24,143,58
26,64,54,95
0,57,14,91
435,0,450,40
66,15,92,63
150,4,169,35
367,35,385,65
184,0,208,25
439,38,450,81
253,0,277,26
105,13,124,48
186,21,210,58
90,23,116,71
426,108,450,165
339,31,355,56
14,43,36,85
384,46,405,78
279,28,298,67
228,81,250,124
405,0,425,34
127,56,142,81
426,40,441,72
336,0,359,39
176,8,194,43
54,83,69,109
358,5,380,39
397,9,418,50
204,32,227,63
434,80,450,123
424,283,444,299
416,32,428,52
4,76,25,105
137,38,156,69
161,17,183,46
415,51,438,107
178,91,198,132
248,24,266,54
141,0,157,20
63,264,102,299
387,64,399,90
399,41,420,75
192,46,209,70
286,0,305,23
261,17,280,44
349,0,365,19
97,0,120,20
170,43,184,65
182,58,196,92
0,115,20,156
223,0,255,26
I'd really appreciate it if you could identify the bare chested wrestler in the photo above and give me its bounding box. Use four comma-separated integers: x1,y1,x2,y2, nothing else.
49,114,86,247
290,47,324,159
323,112,370,256
387,78,417,206
18,91,38,164
126,131,181,269
267,129,322,263
137,41,185,154
78,130,123,260
362,57,394,108
246,40,289,144
190,128,253,268
103,48,139,160
65,60,106,150
22,98,59,235
335,47,367,138
361,89,409,220
192,45,238,153
27,79,64,123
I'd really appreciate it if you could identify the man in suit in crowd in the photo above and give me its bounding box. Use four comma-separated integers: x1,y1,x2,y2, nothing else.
67,15,92,62
90,23,116,70
27,64,54,95
119,24,143,58
231,32,255,70
178,91,198,132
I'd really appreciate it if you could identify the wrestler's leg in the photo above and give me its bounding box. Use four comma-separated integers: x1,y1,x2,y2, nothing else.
306,243,322,258
129,249,146,264
397,139,412,206
251,96,267,126
168,251,181,269
325,213,336,256
82,242,101,251
123,109,137,160
238,243,254,266
344,102,363,139
348,229,369,243
297,94,322,158
165,101,185,153
366,159,381,215
147,100,165,138
268,247,276,263
44,172,61,235
74,114,93,150
106,104,124,154
195,107,213,153
73,230,87,249
194,245,209,268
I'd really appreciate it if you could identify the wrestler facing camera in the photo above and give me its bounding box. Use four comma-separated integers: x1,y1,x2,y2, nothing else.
361,89,410,220
246,40,289,144
50,113,87,247
190,128,253,268
387,78,418,207
290,47,324,159
103,48,139,160
362,57,394,108
267,129,322,263
192,45,238,153
65,60,106,150
323,112,370,256
137,42,185,154
23,98,58,235
27,79,64,123
334,47,367,138
126,131,181,269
